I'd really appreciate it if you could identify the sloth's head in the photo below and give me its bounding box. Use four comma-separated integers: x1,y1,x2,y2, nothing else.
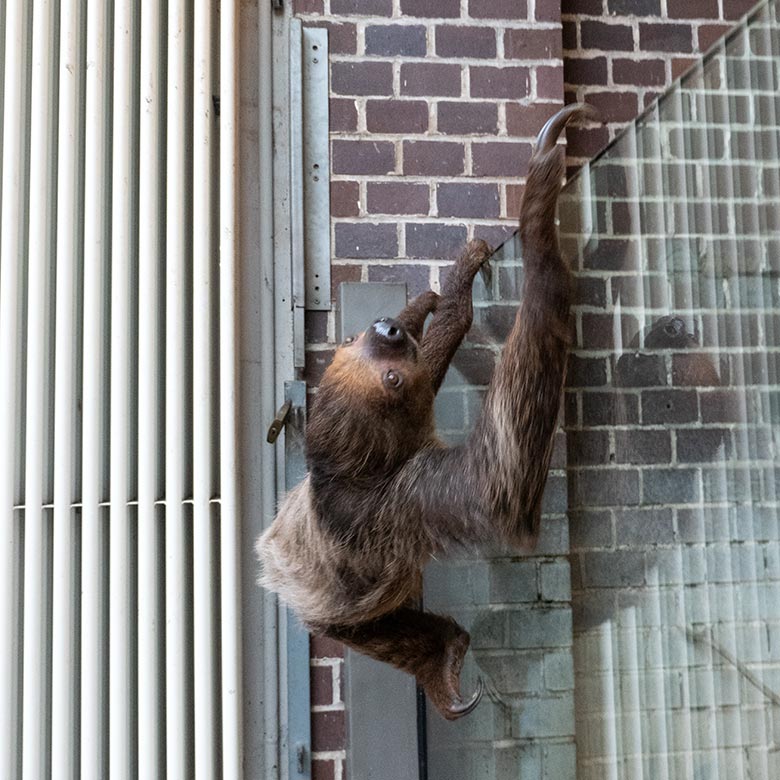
335,317,427,397
306,316,436,478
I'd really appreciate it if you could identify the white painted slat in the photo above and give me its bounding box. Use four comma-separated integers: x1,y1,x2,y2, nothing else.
1,1,248,773
80,0,110,774
0,2,28,777
51,0,81,775
23,0,55,775
109,0,136,775
220,0,244,774
193,1,217,776
167,0,191,775
137,0,163,775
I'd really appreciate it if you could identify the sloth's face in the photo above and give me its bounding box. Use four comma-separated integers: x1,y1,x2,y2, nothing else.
307,317,436,475
330,317,430,402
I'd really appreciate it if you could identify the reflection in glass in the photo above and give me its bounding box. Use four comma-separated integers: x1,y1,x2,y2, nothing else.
425,1,780,778
564,3,780,777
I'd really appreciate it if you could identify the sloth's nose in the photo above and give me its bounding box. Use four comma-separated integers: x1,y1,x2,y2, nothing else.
371,317,406,346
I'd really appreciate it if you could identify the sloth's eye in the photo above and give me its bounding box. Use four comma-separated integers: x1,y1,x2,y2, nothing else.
343,336,355,345
384,370,403,389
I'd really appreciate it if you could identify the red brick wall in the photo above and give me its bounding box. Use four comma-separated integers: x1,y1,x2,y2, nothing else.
290,1,754,777
310,636,346,780
562,0,758,166
298,0,567,406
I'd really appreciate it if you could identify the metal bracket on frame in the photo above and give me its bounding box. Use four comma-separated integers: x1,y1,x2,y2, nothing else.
282,379,312,779
290,20,332,366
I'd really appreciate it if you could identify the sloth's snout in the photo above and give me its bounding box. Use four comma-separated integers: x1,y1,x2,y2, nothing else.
370,317,406,347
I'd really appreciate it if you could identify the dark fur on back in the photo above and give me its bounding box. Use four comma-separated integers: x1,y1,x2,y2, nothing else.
257,104,599,720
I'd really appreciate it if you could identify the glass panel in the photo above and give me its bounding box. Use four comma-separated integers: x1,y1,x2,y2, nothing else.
424,175,575,780
425,2,780,778
561,2,780,779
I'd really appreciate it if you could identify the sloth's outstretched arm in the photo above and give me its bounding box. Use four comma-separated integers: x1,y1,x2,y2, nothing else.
396,290,440,342
395,104,599,551
422,239,493,394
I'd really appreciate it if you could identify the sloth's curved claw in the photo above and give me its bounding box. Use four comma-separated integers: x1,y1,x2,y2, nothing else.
445,677,484,720
535,103,602,154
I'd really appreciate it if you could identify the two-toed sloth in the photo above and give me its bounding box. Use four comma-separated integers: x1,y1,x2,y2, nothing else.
258,104,598,720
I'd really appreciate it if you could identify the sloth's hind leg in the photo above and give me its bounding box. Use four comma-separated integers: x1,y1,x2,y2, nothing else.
324,607,483,721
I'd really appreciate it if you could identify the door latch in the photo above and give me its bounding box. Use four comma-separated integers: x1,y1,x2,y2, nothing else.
267,400,293,444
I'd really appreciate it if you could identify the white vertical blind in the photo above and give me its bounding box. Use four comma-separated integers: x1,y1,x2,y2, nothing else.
0,0,244,776
51,0,81,774
165,0,191,774
220,0,243,774
193,0,217,776
22,0,54,777
137,0,163,775
80,0,109,773
109,0,136,773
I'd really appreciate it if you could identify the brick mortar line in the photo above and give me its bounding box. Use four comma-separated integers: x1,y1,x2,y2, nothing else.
567,459,778,469
311,751,347,760
334,98,568,106
348,19,563,31
561,85,666,96
562,51,705,59
312,703,345,713
571,309,780,319
561,191,780,199
566,427,775,435
569,353,780,361
304,16,562,29
572,499,779,507
332,178,528,187
474,648,575,657
483,736,577,749
453,600,574,609
330,54,565,64
561,12,736,22
329,131,558,140
330,216,522,225
333,137,541,146
573,312,780,319
564,230,780,238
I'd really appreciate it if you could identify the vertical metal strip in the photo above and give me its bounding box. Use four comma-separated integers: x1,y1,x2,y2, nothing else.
81,0,109,774
288,20,305,370
258,3,282,777
220,0,243,775
51,0,81,774
166,0,191,775
284,382,312,780
23,0,55,776
137,0,163,775
301,27,331,312
110,0,136,775
193,0,217,775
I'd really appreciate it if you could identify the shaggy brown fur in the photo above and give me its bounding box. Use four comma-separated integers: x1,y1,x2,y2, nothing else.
258,104,598,720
